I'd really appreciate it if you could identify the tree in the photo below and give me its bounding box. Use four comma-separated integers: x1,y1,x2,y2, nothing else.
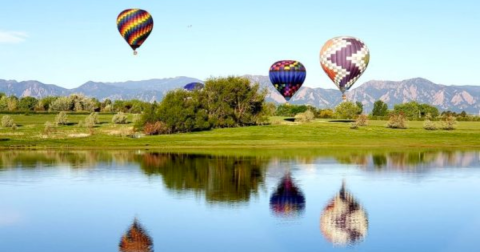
371,100,388,116
204,76,268,127
156,89,210,133
394,101,420,120
334,102,361,119
356,101,364,115
19,97,38,111
6,95,18,111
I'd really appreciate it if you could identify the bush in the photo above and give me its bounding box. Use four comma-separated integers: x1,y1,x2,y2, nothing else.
350,122,359,129
440,115,457,130
55,111,68,126
294,110,315,123
112,112,128,124
11,123,17,131
44,121,56,135
356,114,368,126
387,112,407,129
423,119,438,130
1,115,15,127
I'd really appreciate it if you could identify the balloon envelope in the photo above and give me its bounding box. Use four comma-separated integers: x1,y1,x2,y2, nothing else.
269,60,306,102
184,82,205,91
117,9,154,53
320,36,370,94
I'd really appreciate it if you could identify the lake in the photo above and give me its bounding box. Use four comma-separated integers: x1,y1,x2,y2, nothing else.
1,150,479,252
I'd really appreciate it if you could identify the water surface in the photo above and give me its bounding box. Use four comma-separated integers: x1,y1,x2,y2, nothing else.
1,150,479,252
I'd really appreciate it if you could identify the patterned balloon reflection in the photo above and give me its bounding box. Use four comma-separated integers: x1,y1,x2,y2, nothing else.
270,173,305,217
119,219,153,252
320,181,368,246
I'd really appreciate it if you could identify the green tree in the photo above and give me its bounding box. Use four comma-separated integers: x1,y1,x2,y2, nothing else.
19,97,38,111
156,89,210,133
371,100,389,116
394,101,421,120
334,102,361,119
204,76,268,127
356,101,364,115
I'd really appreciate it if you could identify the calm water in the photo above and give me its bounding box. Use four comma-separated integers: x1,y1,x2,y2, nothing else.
1,150,479,252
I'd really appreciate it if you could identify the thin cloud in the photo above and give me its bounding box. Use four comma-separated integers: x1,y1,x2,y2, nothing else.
0,30,28,44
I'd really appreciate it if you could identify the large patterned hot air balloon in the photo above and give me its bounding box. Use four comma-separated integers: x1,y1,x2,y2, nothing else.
269,60,306,102
117,9,154,55
320,36,370,101
270,173,305,218
320,181,368,246
184,82,205,91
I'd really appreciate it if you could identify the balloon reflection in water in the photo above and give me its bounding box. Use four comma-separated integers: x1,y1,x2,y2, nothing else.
119,219,153,252
320,181,368,246
270,173,305,217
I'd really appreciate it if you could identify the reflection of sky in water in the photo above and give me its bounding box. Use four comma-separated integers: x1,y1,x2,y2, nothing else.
0,151,479,252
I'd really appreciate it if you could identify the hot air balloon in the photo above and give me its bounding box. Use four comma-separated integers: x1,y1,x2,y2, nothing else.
269,60,306,102
184,82,205,91
119,219,153,252
320,36,370,101
270,173,305,218
320,181,368,246
117,9,154,55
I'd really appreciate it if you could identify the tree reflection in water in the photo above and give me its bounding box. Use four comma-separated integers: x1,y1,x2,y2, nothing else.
320,181,368,246
137,153,267,204
270,173,305,218
119,219,153,252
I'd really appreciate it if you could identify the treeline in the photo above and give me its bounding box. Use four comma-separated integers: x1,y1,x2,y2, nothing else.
0,93,151,113
136,76,270,134
275,100,479,121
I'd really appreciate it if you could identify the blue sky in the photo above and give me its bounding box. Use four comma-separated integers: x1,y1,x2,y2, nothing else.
0,0,479,89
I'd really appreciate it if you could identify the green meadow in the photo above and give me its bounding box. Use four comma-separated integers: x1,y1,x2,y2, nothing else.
1,113,480,150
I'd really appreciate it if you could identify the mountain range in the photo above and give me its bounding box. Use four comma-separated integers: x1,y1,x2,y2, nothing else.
1,76,479,114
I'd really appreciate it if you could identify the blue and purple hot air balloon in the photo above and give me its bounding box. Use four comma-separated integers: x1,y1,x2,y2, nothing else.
269,60,306,102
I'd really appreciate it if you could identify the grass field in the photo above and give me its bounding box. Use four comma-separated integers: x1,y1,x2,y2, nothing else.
0,113,480,150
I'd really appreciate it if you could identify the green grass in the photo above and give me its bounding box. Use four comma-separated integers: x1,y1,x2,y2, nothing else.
1,113,480,150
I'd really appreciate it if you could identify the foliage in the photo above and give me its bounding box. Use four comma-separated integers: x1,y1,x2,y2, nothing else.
139,76,268,133
440,115,457,130
356,114,369,126
1,115,15,127
394,101,439,120
317,109,334,119
205,76,268,127
356,101,364,115
112,112,128,124
350,122,359,129
371,100,389,116
423,119,438,130
19,97,38,111
334,102,362,119
11,123,18,131
294,110,315,123
387,112,407,129
55,111,68,126
275,104,309,117
156,89,210,132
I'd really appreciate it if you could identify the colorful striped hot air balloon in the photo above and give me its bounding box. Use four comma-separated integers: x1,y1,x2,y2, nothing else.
320,36,370,101
269,60,306,102
117,9,154,55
